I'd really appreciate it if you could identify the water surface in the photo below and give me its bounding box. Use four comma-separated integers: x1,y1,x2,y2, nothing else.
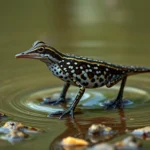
0,0,150,149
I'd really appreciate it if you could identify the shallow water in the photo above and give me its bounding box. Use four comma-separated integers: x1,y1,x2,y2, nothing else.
0,0,150,149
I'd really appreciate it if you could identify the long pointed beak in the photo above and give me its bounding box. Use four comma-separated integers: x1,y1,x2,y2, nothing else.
15,52,40,59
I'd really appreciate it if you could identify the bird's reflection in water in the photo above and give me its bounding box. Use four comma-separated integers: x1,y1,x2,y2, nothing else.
49,108,142,150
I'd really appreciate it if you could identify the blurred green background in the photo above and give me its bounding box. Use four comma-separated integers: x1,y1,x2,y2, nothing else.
0,0,150,150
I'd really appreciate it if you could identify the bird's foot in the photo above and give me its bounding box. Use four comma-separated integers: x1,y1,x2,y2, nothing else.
104,99,123,110
48,107,75,119
41,97,70,105
103,99,133,110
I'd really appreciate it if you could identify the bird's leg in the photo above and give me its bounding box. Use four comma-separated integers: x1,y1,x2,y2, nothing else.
55,82,70,104
42,82,70,105
48,82,85,119
105,76,127,109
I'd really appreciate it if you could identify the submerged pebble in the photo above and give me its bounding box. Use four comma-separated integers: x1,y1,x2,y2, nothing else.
61,136,89,146
88,124,114,143
0,121,25,133
114,136,142,150
0,121,42,134
88,124,113,135
0,130,28,143
0,121,42,143
132,126,150,138
88,143,115,150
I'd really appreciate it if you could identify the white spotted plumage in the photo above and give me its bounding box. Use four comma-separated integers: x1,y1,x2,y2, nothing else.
16,40,150,119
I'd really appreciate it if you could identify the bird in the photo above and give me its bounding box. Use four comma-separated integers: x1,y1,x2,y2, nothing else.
15,40,150,119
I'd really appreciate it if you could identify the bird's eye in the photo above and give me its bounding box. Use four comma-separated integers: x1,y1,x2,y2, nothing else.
38,47,44,53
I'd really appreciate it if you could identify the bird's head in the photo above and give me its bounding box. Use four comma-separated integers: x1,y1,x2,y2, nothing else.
15,41,64,63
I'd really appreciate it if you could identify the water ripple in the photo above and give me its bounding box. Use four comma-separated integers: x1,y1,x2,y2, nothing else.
0,76,150,128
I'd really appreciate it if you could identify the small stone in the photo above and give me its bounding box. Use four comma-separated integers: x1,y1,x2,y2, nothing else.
0,121,24,133
88,143,115,150
0,130,28,143
115,136,142,149
61,136,88,146
0,121,43,143
88,124,113,135
0,121,42,134
132,126,150,137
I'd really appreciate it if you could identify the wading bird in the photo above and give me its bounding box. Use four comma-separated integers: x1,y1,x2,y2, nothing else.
15,41,150,119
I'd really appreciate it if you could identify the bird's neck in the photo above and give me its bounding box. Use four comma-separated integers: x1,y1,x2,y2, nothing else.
41,48,65,64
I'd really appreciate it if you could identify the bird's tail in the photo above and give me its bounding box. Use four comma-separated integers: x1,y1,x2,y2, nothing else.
127,66,150,75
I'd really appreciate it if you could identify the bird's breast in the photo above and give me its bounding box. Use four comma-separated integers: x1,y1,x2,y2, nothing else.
47,64,75,84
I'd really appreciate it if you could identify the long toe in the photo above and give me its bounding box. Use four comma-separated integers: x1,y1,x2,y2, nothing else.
41,97,57,105
52,97,66,105
48,108,75,119
41,97,66,105
47,111,64,118
59,108,75,119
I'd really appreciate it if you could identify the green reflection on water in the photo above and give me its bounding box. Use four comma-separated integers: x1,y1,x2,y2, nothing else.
0,0,150,149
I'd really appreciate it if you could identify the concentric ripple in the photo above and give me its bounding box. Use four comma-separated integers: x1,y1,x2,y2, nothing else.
23,86,150,113
0,75,150,128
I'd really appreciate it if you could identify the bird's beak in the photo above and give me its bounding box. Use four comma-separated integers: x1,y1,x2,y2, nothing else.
15,51,41,59
15,53,36,58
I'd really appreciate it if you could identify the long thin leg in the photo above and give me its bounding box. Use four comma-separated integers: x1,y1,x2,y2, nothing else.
42,82,70,105
116,76,127,101
105,76,127,109
59,86,85,119
48,81,85,119
59,82,70,101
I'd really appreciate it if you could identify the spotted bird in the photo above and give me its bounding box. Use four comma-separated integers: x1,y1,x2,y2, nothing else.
15,41,150,119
